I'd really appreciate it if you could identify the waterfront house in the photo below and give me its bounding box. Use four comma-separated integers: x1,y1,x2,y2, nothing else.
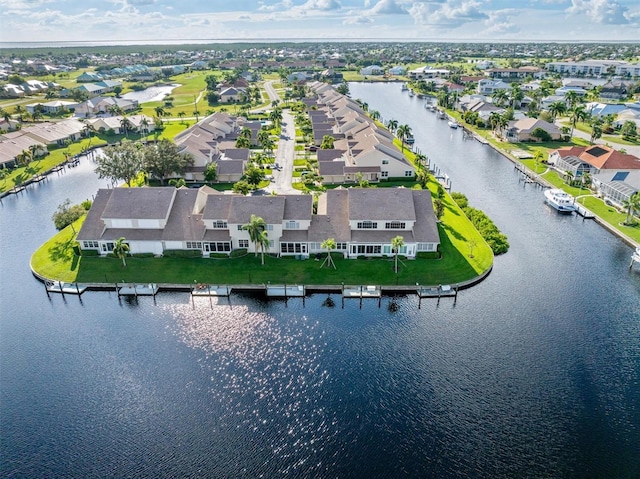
550,145,640,180
477,79,510,96
591,170,640,209
77,186,440,259
505,118,562,142
359,65,384,76
74,96,138,117
19,119,85,146
0,135,46,169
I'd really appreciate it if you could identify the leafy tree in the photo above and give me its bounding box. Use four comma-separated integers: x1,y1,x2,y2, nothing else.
620,121,638,141
336,82,349,96
320,238,337,269
52,199,85,232
204,162,217,183
391,235,404,274
206,91,220,105
112,237,130,267
113,85,123,97
235,135,251,149
530,127,552,142
244,164,266,187
232,180,251,195
386,119,398,133
142,139,193,185
95,139,142,187
320,135,335,149
433,198,444,221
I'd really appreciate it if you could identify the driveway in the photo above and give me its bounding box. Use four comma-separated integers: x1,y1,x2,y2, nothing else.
264,110,300,195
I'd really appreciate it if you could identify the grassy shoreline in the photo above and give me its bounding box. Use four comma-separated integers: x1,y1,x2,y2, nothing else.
30,181,494,287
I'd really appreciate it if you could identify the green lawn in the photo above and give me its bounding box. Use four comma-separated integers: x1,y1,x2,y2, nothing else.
579,196,640,243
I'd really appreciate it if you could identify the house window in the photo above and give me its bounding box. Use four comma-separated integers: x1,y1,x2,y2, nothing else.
238,239,249,248
83,241,99,249
266,224,274,231
381,171,389,178
354,245,382,255
101,242,115,252
212,221,227,229
385,221,405,229
382,159,389,165
357,221,377,229
405,171,414,177
186,241,202,249
336,242,347,250
285,221,300,229
237,225,243,231
206,242,231,252
280,243,307,254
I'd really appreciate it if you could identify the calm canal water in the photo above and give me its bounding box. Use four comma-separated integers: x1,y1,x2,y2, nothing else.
1,84,639,478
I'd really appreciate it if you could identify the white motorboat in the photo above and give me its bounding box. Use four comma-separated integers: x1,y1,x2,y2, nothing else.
436,109,446,119
448,120,459,129
544,188,576,213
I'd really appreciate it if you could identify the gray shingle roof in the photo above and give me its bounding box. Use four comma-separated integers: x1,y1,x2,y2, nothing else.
284,195,313,220
102,187,176,220
348,188,416,221
227,196,286,224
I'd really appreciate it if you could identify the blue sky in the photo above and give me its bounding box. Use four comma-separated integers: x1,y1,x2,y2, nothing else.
0,0,639,43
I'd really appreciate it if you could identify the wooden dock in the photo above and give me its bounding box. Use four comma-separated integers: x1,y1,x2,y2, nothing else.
266,284,305,297
45,281,87,296
117,282,159,298
342,285,381,298
191,284,231,296
417,284,457,298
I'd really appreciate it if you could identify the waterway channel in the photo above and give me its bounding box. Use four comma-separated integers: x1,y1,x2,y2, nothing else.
1,84,639,478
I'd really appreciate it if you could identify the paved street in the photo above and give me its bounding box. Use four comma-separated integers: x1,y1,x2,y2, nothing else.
264,110,300,195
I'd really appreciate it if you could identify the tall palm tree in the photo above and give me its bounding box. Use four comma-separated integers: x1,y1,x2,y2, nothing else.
242,214,267,258
257,230,270,265
391,235,404,274
622,192,640,225
548,101,567,121
369,110,380,122
120,116,131,137
154,106,166,118
564,90,580,109
269,108,283,128
396,124,412,151
491,89,509,108
386,119,398,134
569,105,588,139
320,238,337,269
13,105,24,122
112,237,130,267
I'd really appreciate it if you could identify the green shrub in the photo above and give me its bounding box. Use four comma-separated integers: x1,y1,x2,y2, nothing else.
208,253,229,259
229,248,247,258
452,192,509,255
81,249,99,257
163,249,202,258
132,253,155,258
417,251,440,259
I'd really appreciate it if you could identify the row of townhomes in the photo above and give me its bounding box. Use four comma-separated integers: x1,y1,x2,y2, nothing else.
173,111,259,183
0,115,154,169
77,186,441,259
306,82,416,184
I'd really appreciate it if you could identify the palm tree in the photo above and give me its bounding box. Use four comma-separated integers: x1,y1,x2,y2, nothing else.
391,235,404,274
569,105,588,139
369,110,380,122
13,105,24,122
269,108,283,127
177,111,186,123
396,124,412,151
509,83,524,109
154,106,166,118
386,119,398,134
120,116,131,137
491,89,509,108
564,90,580,109
257,230,270,265
112,237,130,267
242,214,267,258
320,238,337,269
622,192,640,225
548,101,567,121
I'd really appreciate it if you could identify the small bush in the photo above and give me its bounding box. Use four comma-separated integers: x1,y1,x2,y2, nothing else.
229,248,247,258
163,249,202,258
417,251,440,260
81,249,99,257
452,192,509,255
132,253,155,258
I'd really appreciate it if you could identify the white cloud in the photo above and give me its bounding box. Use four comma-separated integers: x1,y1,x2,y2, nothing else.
408,0,488,27
566,0,638,25
343,14,374,23
369,0,406,15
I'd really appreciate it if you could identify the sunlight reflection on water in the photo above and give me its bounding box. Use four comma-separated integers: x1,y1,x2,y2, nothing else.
163,300,336,474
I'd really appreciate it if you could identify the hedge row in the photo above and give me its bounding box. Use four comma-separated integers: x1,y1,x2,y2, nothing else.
451,192,509,255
